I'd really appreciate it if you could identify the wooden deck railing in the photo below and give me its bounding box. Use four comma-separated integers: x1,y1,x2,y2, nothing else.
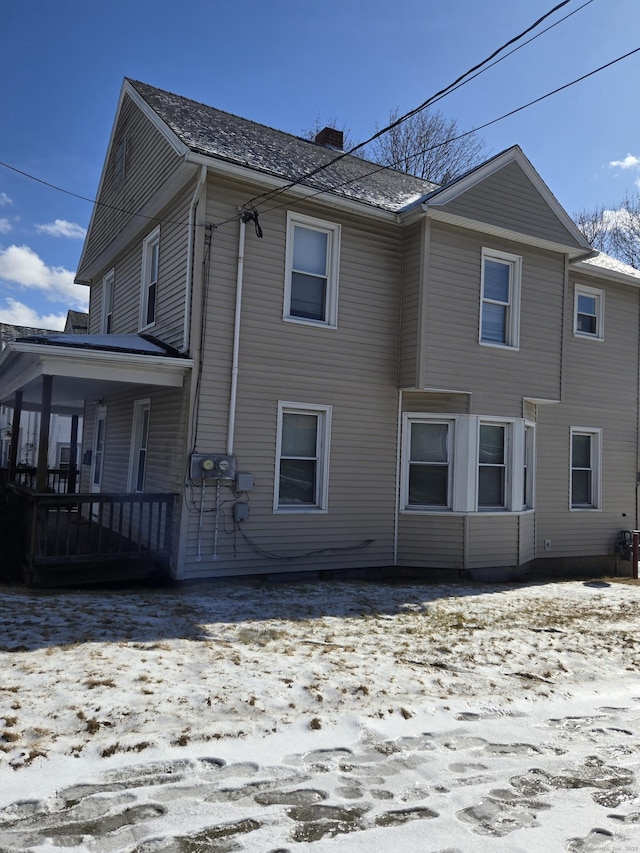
8,486,177,583
13,467,80,494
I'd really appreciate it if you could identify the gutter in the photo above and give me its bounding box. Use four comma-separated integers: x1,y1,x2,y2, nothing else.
227,216,246,455
182,165,208,353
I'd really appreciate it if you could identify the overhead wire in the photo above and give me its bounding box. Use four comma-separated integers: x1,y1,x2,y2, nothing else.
241,0,579,212
0,1,632,238
254,45,640,221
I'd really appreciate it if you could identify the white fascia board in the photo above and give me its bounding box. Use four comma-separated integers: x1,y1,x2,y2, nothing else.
523,396,561,405
76,162,198,284
124,81,190,157
185,152,401,223
5,342,192,388
76,80,192,283
424,207,595,260
421,147,593,255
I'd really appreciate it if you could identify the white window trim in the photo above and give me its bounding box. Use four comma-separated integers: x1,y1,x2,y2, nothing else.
523,422,536,510
401,416,454,510
570,427,602,511
274,401,332,513
283,211,340,329
101,268,115,334
479,248,522,350
139,226,160,331
574,283,604,341
128,399,151,493
401,413,533,515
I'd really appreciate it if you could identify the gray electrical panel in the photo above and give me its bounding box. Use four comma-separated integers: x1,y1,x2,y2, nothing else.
235,472,254,492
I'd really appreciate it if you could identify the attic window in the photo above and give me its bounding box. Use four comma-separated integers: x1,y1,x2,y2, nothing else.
114,137,127,186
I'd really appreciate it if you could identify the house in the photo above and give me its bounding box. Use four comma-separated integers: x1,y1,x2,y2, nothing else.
0,319,85,474
1,78,639,585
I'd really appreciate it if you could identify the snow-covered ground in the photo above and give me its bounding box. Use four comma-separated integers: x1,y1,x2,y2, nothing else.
0,576,639,852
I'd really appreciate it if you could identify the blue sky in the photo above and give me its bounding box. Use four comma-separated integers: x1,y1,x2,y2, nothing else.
1,0,639,329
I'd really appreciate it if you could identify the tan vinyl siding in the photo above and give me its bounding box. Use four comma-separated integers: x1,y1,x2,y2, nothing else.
535,277,639,562
80,93,184,276
399,221,423,389
519,511,536,564
440,161,584,249
421,222,564,413
86,186,192,346
402,391,471,415
96,386,188,495
467,514,519,568
181,177,403,578
397,514,465,569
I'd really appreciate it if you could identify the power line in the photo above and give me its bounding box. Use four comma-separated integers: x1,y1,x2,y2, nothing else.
242,0,578,212
227,45,640,224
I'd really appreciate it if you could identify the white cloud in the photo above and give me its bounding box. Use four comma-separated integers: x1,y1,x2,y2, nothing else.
0,297,66,330
35,219,87,239
0,192,11,207
0,244,88,310
610,154,640,170
0,218,11,234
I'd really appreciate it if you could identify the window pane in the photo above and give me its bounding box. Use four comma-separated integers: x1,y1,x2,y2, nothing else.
279,459,316,504
577,294,596,315
409,465,448,506
146,282,156,325
481,302,506,343
572,434,591,468
479,424,505,464
290,272,326,320
149,242,159,282
478,466,505,506
484,260,510,302
282,413,317,457
577,313,597,335
293,226,327,276
411,423,448,463
136,449,146,492
572,469,592,505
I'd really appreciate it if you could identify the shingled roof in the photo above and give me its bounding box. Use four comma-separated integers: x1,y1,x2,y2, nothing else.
128,79,438,214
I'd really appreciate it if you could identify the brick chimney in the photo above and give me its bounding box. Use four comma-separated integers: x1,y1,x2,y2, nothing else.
314,127,344,151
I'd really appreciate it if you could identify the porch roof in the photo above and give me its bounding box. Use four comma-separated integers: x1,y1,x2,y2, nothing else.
0,334,193,414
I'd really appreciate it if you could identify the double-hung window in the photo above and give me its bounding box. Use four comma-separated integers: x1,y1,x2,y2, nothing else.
478,423,507,509
140,227,160,330
402,415,533,514
480,249,521,348
101,268,114,334
129,400,150,493
407,420,452,508
275,402,331,511
570,428,601,509
574,284,604,340
284,212,340,327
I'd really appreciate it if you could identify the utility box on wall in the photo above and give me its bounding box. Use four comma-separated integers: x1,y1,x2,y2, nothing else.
190,453,237,480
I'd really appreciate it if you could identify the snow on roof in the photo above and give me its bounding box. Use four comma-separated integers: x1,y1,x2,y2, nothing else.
128,79,438,214
15,333,186,357
577,250,640,280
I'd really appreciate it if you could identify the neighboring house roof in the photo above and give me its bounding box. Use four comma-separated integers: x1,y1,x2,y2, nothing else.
0,323,59,351
127,79,439,214
63,310,89,334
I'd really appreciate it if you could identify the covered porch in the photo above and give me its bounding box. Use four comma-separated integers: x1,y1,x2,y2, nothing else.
0,334,192,585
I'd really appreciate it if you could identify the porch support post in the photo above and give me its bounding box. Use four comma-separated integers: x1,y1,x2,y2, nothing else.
36,375,53,493
67,414,79,494
7,390,22,482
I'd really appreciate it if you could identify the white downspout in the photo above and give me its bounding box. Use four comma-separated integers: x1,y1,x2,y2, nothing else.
227,217,246,456
393,389,403,566
182,165,208,353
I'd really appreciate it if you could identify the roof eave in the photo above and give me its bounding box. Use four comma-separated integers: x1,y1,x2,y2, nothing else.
185,152,403,222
